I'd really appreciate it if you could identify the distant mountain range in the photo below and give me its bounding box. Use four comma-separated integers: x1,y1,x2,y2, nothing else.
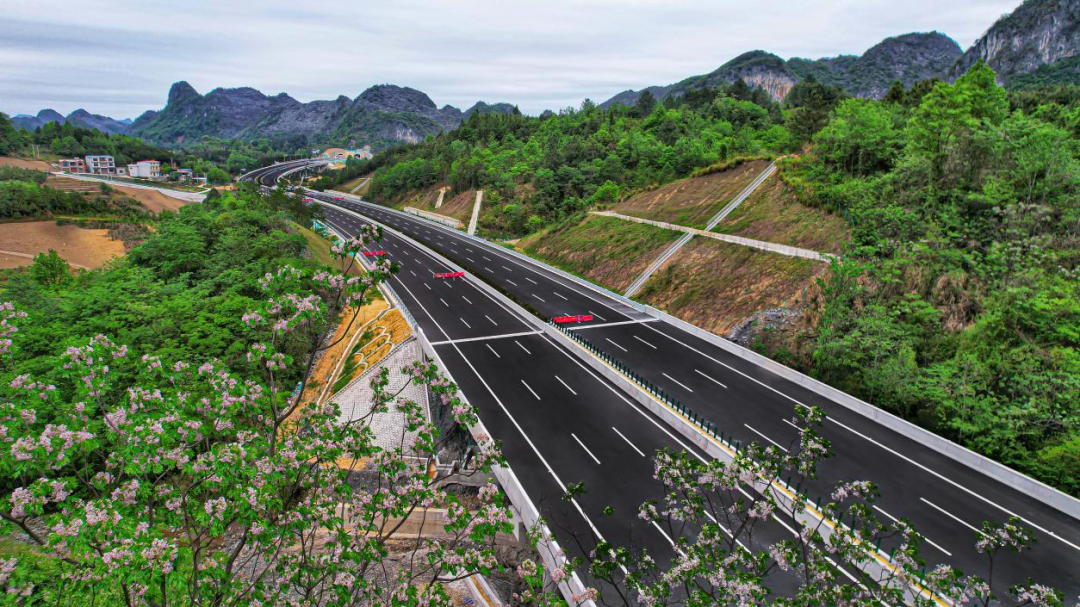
8,0,1076,147
603,0,1079,107
11,82,518,151
11,109,133,135
126,81,518,149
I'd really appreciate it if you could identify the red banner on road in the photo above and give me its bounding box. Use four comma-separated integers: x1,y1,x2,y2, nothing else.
361,250,387,257
433,271,465,279
552,315,594,324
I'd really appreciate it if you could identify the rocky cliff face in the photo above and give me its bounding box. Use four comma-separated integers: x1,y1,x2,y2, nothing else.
951,0,1080,82
130,82,515,149
604,33,963,107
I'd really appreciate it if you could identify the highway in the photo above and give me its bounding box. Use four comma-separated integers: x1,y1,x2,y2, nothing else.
243,163,1080,599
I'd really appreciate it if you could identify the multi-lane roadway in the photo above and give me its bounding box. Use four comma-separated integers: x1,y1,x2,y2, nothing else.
242,162,1079,599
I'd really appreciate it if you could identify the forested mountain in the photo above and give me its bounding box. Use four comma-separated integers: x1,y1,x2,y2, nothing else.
606,0,1079,107
604,33,963,106
952,0,1080,83
11,108,132,135
127,81,517,150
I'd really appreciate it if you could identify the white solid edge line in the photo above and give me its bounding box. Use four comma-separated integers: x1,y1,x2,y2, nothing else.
571,433,601,465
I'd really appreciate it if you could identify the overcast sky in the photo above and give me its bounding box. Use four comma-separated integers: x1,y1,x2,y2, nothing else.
1,0,1019,119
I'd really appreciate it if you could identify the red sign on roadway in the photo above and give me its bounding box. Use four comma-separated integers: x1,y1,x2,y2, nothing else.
433,271,465,279
361,250,387,257
552,315,594,324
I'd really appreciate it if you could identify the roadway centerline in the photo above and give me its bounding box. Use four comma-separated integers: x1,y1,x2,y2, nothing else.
633,335,657,349
694,368,728,389
873,505,952,556
920,498,982,534
662,372,694,393
612,427,646,457
521,379,541,400
555,375,577,395
571,433,601,465
605,338,628,352
745,424,787,452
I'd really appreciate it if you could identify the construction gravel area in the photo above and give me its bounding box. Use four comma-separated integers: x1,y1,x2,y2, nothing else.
0,221,125,270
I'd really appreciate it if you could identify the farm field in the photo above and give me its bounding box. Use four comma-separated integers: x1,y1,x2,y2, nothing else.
0,221,126,269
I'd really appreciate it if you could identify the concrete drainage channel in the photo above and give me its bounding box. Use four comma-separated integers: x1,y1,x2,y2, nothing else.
317,200,952,606
319,217,598,607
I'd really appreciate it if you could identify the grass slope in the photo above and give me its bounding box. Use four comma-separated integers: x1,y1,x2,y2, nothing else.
611,160,770,228
521,215,681,292
713,176,850,254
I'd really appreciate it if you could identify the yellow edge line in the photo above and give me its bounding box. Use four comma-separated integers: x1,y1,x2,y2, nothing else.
563,332,950,606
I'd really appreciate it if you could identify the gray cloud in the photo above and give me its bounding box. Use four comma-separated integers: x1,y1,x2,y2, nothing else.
0,0,1020,119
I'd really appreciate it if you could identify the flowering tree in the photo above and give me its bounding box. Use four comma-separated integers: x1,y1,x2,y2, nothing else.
0,227,567,607
576,407,1066,607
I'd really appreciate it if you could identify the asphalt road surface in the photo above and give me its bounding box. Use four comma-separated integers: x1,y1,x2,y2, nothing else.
240,164,1079,599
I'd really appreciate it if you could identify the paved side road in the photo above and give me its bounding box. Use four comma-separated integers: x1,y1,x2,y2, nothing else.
319,193,1079,600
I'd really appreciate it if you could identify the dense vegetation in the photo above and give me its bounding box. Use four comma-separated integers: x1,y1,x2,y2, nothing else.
2,187,320,390
768,64,1079,493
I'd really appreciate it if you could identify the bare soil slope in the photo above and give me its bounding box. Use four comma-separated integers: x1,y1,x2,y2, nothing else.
110,185,190,214
0,157,53,171
0,221,126,270
612,160,770,228
636,238,822,335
